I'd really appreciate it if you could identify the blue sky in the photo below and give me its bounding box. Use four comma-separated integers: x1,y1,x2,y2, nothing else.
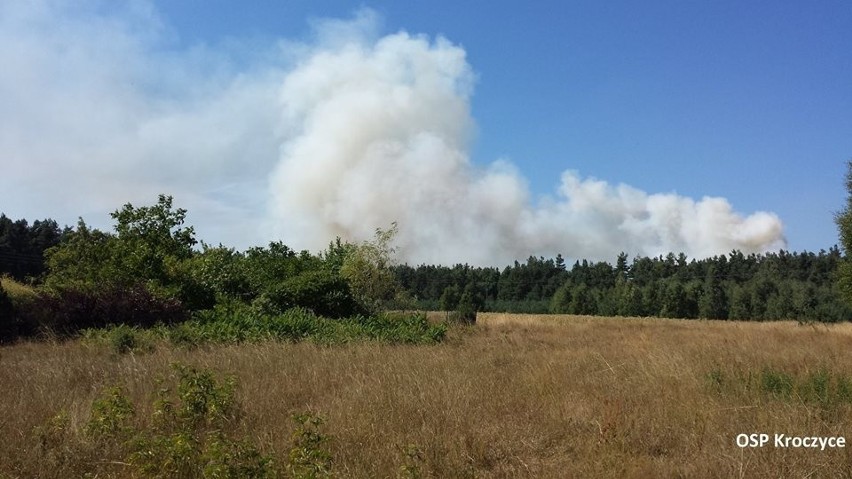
1,1,850,264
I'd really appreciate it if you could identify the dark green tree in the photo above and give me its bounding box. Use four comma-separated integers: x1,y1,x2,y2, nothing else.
456,283,485,323
699,266,728,319
439,285,461,318
569,282,597,315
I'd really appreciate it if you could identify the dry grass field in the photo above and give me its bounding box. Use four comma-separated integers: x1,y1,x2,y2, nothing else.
2,313,852,478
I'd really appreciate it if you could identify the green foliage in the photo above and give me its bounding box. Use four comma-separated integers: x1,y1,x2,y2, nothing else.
398,444,425,479
86,386,135,439
108,325,144,354
438,285,460,313
569,282,598,315
0,214,64,281
549,280,572,314
0,277,41,341
759,369,794,397
184,245,251,300
44,195,202,309
706,367,852,409
266,270,365,319
288,413,333,479
340,223,402,313
174,307,446,345
129,364,276,478
82,325,157,354
43,219,118,289
699,267,728,319
398,247,850,322
455,283,484,323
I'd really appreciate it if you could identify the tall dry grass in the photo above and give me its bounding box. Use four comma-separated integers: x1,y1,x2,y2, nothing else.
2,314,851,477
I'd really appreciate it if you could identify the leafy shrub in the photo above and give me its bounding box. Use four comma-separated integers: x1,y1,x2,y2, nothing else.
288,412,333,479
182,307,446,345
398,444,425,479
263,270,366,319
82,324,157,354
131,364,275,478
24,284,187,336
86,386,135,439
760,369,794,397
80,364,278,478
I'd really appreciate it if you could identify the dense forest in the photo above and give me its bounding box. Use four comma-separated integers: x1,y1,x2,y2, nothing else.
394,249,851,321
2,179,852,342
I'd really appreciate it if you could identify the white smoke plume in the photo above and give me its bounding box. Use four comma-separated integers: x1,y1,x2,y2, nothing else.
268,13,785,265
0,3,786,266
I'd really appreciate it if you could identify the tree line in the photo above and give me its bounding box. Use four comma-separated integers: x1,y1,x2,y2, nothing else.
393,249,851,321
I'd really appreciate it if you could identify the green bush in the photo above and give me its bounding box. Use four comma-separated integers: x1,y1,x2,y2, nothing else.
263,270,366,319
760,369,794,397
288,413,333,478
86,386,135,439
81,364,278,478
178,307,446,345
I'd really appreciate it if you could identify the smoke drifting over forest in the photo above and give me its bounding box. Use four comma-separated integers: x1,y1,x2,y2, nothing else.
0,4,786,266
268,11,785,264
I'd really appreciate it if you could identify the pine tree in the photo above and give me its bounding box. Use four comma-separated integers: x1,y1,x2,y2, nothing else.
699,266,728,319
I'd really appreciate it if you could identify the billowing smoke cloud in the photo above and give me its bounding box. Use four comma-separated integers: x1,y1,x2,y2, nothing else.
0,3,785,266
268,12,785,265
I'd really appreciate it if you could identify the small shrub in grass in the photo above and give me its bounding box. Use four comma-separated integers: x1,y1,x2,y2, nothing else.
131,365,247,477
86,386,135,440
759,369,794,397
82,325,157,354
34,410,71,452
54,365,279,478
801,369,831,405
705,368,725,392
398,444,425,479
108,325,138,354
288,412,333,479
163,321,203,349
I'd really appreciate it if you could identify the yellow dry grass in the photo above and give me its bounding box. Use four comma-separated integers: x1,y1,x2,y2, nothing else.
0,276,39,303
2,315,851,478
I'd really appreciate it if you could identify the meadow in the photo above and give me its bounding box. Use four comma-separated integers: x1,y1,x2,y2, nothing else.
2,313,852,478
